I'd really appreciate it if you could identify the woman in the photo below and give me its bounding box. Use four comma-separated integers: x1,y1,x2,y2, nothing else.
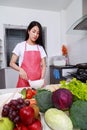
10,21,47,88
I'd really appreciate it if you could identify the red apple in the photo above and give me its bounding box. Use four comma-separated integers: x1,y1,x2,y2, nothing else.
28,119,42,130
14,122,28,130
19,106,34,125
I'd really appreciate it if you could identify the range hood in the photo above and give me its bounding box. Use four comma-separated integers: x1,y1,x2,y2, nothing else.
73,15,87,30
67,0,87,34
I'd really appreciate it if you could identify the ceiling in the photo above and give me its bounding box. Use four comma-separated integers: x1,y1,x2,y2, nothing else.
0,0,73,12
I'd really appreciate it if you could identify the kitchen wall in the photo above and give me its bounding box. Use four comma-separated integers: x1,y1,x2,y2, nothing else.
65,0,87,65
0,6,62,84
0,0,87,86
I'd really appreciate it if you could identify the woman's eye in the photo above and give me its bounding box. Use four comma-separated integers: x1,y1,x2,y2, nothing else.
32,30,35,33
32,31,39,35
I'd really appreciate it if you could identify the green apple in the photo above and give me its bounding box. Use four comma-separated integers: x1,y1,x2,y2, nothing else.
0,117,14,130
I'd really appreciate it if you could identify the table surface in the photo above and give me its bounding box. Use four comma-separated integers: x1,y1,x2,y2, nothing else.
0,87,80,130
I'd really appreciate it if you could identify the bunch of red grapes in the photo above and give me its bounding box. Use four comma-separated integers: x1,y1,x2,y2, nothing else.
1,98,29,123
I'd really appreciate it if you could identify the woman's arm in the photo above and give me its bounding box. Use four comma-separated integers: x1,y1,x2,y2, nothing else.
10,53,20,71
9,53,28,80
41,57,46,79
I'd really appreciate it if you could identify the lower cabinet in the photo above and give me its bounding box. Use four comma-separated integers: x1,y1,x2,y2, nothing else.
0,68,19,89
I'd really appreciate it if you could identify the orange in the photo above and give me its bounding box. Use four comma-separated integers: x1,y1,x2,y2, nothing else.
29,98,37,105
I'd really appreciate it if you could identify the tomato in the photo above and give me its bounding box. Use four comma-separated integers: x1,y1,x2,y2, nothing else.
28,119,42,130
26,89,33,99
19,106,34,125
32,89,37,95
26,88,37,99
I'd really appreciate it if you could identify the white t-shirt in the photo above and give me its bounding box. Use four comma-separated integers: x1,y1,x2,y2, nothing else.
12,41,46,66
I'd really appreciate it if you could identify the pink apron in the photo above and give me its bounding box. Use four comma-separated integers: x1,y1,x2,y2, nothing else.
16,43,41,88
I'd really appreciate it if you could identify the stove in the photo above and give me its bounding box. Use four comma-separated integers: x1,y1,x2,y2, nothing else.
68,63,87,83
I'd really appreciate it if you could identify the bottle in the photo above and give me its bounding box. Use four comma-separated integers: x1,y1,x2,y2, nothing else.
65,55,69,66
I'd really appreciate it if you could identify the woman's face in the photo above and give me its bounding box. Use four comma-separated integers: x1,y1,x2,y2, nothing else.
28,26,40,42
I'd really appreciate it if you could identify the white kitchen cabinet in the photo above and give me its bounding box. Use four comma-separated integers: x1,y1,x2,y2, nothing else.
0,68,19,89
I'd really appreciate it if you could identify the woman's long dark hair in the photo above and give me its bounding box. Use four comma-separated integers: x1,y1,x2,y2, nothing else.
25,21,45,50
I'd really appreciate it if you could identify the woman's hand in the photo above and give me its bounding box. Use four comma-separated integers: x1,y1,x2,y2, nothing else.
19,68,28,80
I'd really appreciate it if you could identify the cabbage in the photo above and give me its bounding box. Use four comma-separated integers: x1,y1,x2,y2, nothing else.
45,108,73,130
52,88,73,110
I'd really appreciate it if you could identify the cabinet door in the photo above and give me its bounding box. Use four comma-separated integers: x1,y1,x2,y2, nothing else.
5,68,19,88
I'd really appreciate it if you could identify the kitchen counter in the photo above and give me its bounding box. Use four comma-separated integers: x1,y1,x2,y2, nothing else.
0,87,51,130
50,65,77,69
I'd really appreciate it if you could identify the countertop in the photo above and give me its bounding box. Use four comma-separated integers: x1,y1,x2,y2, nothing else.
50,65,77,69
0,88,80,130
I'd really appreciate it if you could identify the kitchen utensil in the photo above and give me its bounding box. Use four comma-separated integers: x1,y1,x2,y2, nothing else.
28,79,44,89
52,56,66,66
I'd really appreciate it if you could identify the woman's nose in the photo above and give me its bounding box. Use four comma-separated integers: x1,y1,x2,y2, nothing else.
34,33,37,36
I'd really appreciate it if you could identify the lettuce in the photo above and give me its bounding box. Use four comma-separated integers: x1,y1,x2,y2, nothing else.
60,78,87,101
